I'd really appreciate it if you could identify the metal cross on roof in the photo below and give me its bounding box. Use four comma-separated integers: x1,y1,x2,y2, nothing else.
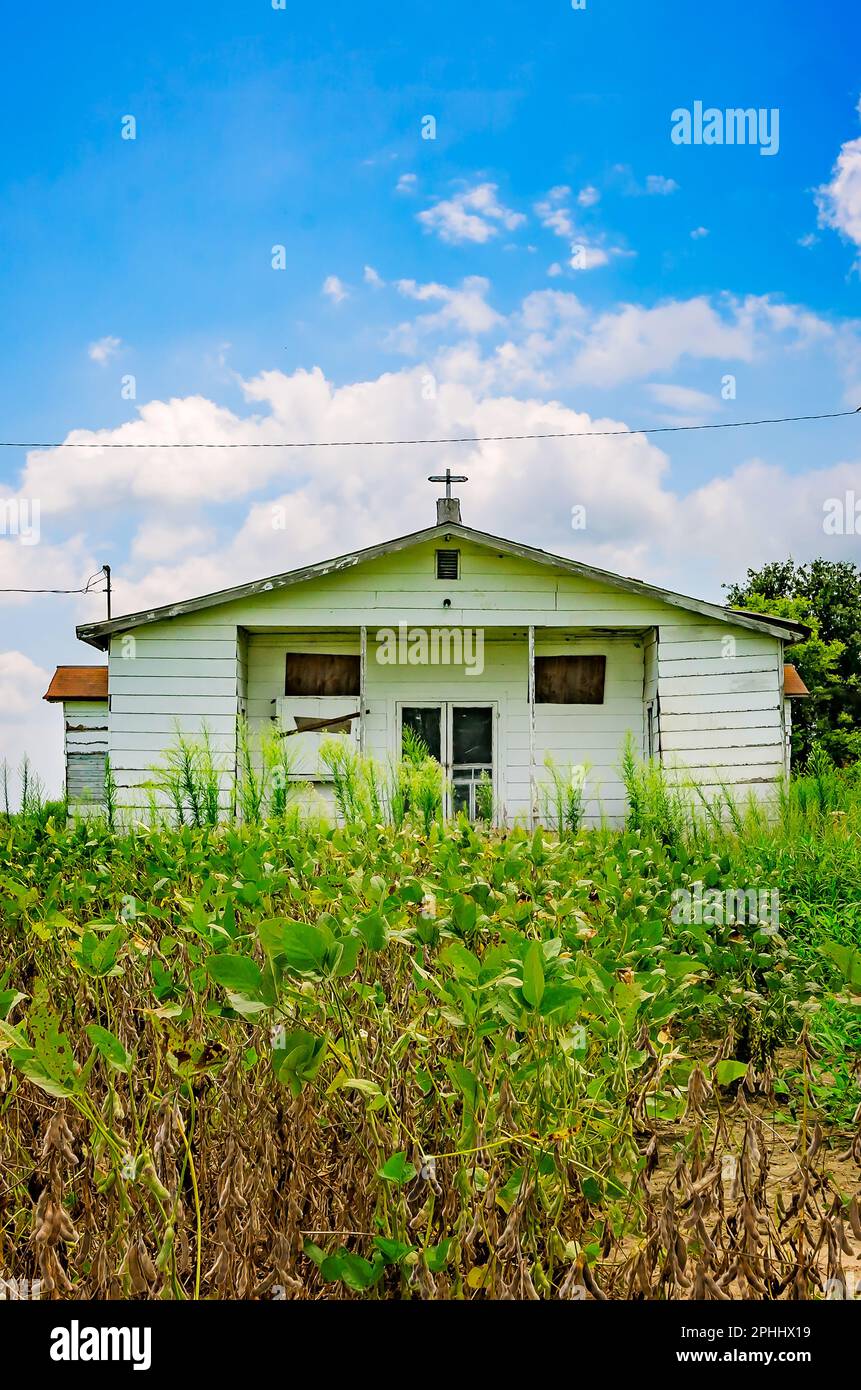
428,467,468,500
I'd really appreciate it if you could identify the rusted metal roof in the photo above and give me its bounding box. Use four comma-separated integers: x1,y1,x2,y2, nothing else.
783,663,810,697
43,666,108,703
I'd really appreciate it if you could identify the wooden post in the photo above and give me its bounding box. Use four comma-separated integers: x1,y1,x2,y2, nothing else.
528,625,535,829
359,625,367,755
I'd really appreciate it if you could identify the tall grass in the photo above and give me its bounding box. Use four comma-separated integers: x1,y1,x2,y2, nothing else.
319,727,445,834
146,726,223,828
620,732,687,845
539,755,588,833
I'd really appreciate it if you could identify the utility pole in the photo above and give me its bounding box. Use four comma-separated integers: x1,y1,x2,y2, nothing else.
102,564,112,620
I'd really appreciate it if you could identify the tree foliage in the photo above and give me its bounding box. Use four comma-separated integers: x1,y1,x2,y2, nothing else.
724,559,861,765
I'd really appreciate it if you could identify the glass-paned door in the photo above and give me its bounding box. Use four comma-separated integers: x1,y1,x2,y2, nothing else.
450,706,493,819
401,705,443,763
399,703,495,820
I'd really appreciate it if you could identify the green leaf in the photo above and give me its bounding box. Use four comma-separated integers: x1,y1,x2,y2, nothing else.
205,954,264,998
715,1059,749,1086
14,1056,76,1098
377,1150,417,1185
356,911,387,952
320,1250,383,1292
0,989,26,1021
85,1024,132,1072
0,1017,30,1052
333,935,362,978
522,941,545,1008
425,1237,453,1273
452,894,478,937
819,940,861,991
273,1029,326,1097
440,942,482,980
79,925,125,978
373,1236,414,1264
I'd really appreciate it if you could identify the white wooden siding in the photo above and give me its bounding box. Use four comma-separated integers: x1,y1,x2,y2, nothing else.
108,621,240,812
102,537,787,823
657,622,784,804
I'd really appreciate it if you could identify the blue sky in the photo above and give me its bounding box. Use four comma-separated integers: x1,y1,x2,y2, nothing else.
1,0,860,792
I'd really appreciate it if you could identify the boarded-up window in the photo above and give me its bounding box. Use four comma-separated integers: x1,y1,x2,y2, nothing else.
66,752,106,803
284,652,360,697
535,655,606,704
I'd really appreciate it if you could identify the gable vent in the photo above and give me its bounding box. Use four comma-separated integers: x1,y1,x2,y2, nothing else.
435,549,460,580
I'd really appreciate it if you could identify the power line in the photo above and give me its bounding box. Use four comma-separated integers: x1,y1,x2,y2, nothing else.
0,406,857,450
0,570,107,596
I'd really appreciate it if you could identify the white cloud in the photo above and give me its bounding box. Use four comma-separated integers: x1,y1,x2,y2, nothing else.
417,183,526,244
322,275,348,303
88,336,122,364
0,651,60,805
396,172,417,194
59,363,861,627
570,243,611,271
131,521,215,563
816,98,861,265
798,232,818,249
364,265,384,288
578,185,600,207
391,276,502,346
615,166,680,197
646,382,720,424
535,185,626,269
0,531,96,605
690,226,709,240
0,651,52,720
535,198,575,239
11,292,845,534
645,174,679,195
571,296,757,385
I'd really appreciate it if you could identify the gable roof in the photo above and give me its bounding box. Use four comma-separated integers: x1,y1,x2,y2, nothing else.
44,665,109,702
76,521,809,649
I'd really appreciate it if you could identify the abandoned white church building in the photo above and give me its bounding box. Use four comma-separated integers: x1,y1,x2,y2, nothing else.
44,475,809,825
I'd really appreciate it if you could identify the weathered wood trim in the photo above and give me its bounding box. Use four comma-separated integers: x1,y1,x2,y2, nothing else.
76,524,809,648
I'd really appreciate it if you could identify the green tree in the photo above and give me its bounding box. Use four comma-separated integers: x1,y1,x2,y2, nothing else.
724,560,861,765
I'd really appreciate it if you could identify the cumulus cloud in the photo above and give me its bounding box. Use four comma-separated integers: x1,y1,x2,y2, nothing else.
646,382,721,424
570,243,613,271
614,166,679,197
322,275,348,303
572,296,757,385
0,651,60,804
390,276,502,348
417,183,526,244
88,336,122,364
51,360,861,626
364,265,385,288
396,172,417,194
816,97,861,265
578,186,601,207
535,186,575,238
535,186,627,271
131,521,215,564
690,226,709,240
645,174,679,195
